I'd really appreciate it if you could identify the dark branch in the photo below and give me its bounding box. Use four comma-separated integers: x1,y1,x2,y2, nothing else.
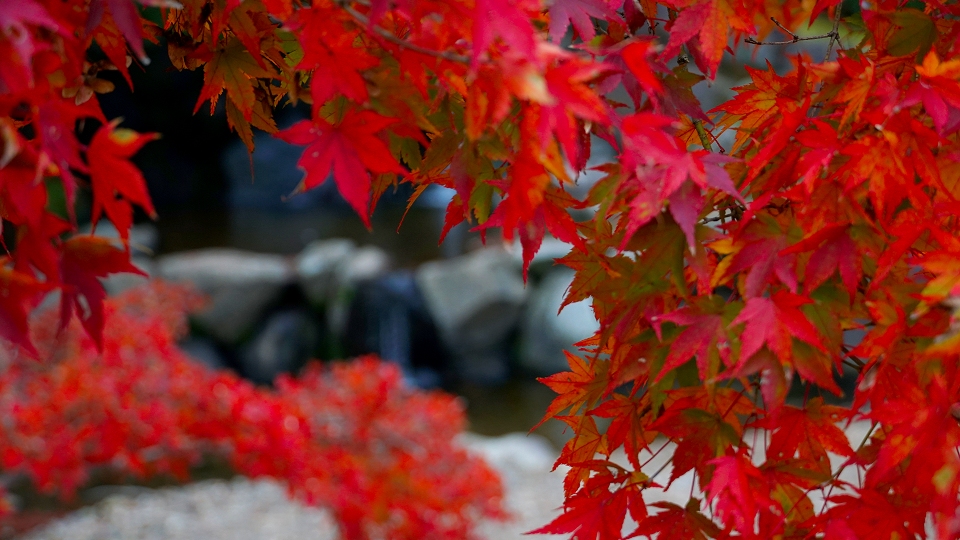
744,17,839,46
340,3,470,64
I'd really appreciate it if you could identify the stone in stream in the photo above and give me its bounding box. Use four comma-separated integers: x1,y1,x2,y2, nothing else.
520,268,599,376
415,248,527,383
236,308,320,386
156,249,294,345
343,271,447,387
295,239,357,306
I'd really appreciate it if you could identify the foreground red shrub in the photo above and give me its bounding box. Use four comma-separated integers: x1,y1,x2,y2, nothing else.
0,281,505,539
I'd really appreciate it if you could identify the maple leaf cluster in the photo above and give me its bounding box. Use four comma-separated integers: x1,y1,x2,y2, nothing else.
6,0,960,537
0,281,505,539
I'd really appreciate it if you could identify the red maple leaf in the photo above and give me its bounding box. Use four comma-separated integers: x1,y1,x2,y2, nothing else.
759,399,853,475
0,0,64,90
482,184,584,279
85,0,148,64
471,0,538,68
555,415,609,495
86,120,158,242
730,291,835,372
619,39,664,99
660,0,754,78
292,7,379,106
534,52,613,171
59,236,145,349
547,0,620,42
705,454,772,535
590,394,654,468
717,217,798,298
781,223,863,300
0,261,51,356
535,352,609,430
529,475,638,540
631,499,721,540
659,299,730,383
652,388,753,483
276,109,406,226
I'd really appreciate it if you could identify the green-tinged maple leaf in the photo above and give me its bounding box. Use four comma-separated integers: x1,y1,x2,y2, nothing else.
658,297,731,383
87,120,158,242
59,236,145,350
194,36,275,122
887,9,936,58
652,388,753,482
276,109,405,226
535,352,609,429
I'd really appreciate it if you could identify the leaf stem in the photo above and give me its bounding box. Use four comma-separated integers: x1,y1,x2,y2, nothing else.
693,120,713,151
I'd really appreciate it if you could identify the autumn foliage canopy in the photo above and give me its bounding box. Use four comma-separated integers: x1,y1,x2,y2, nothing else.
4,0,960,537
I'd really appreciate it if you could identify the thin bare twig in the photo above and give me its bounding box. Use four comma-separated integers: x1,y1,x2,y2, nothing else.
339,3,470,64
744,16,840,47
823,3,845,62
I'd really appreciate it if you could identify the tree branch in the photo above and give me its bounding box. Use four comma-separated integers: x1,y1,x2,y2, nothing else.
339,3,470,64
823,3,844,62
744,16,840,46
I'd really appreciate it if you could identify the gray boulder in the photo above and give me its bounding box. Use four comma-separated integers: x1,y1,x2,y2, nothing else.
295,239,356,305
237,308,319,385
416,248,527,381
520,268,599,376
156,249,294,344
314,245,393,337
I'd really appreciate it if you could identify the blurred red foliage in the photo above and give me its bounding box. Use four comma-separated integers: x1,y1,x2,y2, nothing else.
0,281,505,539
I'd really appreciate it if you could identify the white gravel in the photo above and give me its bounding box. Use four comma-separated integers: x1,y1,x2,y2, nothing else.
19,433,567,540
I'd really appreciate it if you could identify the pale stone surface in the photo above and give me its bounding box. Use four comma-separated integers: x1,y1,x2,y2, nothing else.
520,268,599,376
156,249,294,344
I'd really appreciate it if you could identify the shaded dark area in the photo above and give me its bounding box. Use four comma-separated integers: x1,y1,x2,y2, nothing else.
95,41,235,212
